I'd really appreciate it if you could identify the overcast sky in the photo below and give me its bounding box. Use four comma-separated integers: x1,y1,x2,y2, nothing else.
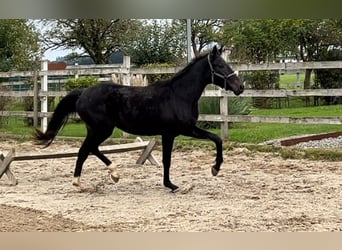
43,48,67,61
43,47,83,61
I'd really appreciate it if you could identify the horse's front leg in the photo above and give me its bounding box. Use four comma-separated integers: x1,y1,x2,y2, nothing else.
161,134,179,192
71,138,92,191
184,126,223,176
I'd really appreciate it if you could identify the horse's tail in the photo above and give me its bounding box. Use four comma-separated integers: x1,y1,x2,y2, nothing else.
34,89,83,147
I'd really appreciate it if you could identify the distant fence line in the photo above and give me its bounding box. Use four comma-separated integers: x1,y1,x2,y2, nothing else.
0,57,341,139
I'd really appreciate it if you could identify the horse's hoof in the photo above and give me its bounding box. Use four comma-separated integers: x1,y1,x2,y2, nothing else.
108,167,120,183
72,178,87,191
164,181,179,192
171,187,180,193
110,173,120,183
72,177,83,187
211,167,219,176
170,184,179,193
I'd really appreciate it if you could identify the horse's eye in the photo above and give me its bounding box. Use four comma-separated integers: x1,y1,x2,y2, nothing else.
218,64,225,70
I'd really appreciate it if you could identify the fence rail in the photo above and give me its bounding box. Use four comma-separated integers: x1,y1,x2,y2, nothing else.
1,58,341,139
2,60,342,78
2,88,342,98
203,89,342,97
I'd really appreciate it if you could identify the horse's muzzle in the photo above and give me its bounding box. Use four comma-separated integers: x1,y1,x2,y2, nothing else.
229,78,244,96
234,84,244,96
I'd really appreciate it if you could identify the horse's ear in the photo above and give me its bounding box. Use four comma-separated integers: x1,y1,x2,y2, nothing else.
210,45,220,60
211,45,219,58
211,45,223,57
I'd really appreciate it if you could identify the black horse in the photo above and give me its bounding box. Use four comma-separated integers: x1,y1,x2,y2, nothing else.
34,46,244,192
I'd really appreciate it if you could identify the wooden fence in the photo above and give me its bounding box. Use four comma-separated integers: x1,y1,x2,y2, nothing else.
0,57,341,139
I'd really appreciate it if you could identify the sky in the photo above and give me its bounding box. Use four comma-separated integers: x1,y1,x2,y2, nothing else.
43,47,84,61
43,48,70,61
32,19,79,61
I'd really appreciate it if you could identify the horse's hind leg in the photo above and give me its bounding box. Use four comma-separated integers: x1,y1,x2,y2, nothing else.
73,126,115,188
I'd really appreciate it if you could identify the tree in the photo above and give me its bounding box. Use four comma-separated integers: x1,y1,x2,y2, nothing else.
0,19,41,71
221,19,296,63
41,19,140,64
221,19,342,89
0,19,41,126
174,19,224,58
289,19,342,89
221,20,288,108
127,20,185,66
189,19,224,57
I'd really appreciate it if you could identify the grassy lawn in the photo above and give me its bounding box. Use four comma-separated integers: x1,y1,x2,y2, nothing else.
279,72,314,89
250,104,342,117
227,123,341,143
0,117,124,138
59,121,124,138
227,104,342,143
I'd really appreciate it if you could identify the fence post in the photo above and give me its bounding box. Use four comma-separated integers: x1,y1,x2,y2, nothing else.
220,91,228,140
40,60,48,132
74,62,79,79
122,56,131,137
296,71,300,88
33,65,38,128
122,56,131,86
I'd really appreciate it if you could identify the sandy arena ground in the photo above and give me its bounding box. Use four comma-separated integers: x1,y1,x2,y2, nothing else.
0,139,341,232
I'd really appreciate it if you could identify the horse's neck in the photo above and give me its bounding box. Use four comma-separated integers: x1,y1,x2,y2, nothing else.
171,62,209,103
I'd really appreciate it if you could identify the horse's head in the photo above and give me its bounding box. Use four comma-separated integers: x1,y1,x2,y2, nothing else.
208,46,244,95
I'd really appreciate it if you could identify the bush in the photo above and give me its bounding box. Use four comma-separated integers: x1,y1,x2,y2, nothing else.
241,70,280,108
64,76,98,91
229,97,252,115
314,49,342,105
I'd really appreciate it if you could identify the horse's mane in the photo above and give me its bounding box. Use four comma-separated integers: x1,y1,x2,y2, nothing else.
151,52,209,86
172,52,209,81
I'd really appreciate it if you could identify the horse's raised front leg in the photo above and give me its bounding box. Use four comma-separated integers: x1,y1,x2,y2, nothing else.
161,134,179,192
184,126,223,176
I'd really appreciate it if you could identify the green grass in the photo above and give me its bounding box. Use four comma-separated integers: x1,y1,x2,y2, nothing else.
58,121,124,138
226,105,342,143
279,72,315,89
0,117,124,138
227,123,341,143
250,104,342,117
0,117,32,135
